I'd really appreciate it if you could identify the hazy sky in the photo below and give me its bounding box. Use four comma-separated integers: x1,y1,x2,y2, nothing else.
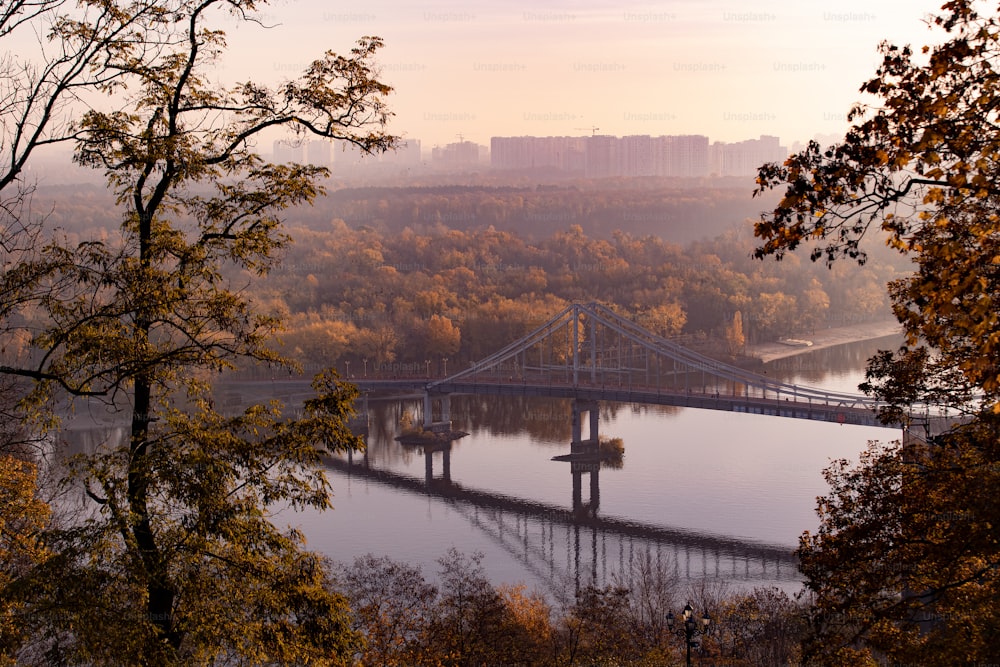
156,1,956,150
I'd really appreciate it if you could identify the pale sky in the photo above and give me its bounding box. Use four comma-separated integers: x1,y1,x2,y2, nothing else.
13,0,951,155
212,0,949,150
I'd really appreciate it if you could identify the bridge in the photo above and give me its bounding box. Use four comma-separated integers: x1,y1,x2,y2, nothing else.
215,302,952,438
354,303,914,430
205,303,956,597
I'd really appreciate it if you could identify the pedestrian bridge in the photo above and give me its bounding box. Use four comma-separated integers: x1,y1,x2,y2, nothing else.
364,303,925,429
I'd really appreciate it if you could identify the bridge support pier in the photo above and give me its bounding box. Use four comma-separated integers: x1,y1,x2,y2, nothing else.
571,399,600,455
423,392,452,431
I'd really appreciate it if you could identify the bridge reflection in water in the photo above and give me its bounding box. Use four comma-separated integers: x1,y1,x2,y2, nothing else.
326,451,801,601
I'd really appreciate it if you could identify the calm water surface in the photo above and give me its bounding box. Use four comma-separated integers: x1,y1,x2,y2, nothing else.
282,336,904,595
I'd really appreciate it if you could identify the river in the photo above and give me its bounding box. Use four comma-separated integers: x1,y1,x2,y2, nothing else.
278,335,903,598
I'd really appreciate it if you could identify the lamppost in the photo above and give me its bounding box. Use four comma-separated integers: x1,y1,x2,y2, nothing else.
425,359,431,377
363,358,368,378
345,360,351,378
442,357,448,376
667,603,711,666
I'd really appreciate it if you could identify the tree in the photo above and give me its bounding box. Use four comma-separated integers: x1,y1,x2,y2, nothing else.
424,549,510,666
0,454,49,664
0,0,169,200
753,0,1000,418
0,0,170,384
714,587,805,666
0,1,184,659
753,1,1000,662
639,302,686,338
748,291,797,342
495,583,556,666
556,584,641,665
725,310,745,357
792,429,1000,665
339,554,438,667
423,313,461,359
0,0,396,663
355,324,399,367
337,551,560,667
613,547,681,652
800,278,831,333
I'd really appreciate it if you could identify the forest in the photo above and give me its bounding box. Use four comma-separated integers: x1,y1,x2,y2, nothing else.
30,179,904,378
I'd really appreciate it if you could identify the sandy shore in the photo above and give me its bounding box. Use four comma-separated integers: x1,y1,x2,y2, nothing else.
746,320,903,363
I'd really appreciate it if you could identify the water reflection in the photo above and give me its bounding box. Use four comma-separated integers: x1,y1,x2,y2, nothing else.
327,455,799,601
765,334,903,386
364,395,680,453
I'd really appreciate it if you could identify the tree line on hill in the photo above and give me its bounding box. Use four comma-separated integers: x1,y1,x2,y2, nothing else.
27,181,904,376
262,220,901,374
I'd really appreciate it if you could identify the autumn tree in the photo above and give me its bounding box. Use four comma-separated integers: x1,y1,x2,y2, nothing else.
725,310,745,357
713,587,805,666
423,549,511,666
0,0,396,663
638,302,687,338
422,313,461,360
800,278,831,333
754,1,1000,418
338,551,561,666
0,454,49,664
0,0,171,208
0,1,185,660
556,584,642,665
339,554,438,667
496,583,556,666
0,376,47,665
754,1,1000,662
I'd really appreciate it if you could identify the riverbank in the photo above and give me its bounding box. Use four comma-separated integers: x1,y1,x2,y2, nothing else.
746,320,902,363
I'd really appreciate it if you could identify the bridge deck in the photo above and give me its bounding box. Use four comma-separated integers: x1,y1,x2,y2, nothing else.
353,378,892,428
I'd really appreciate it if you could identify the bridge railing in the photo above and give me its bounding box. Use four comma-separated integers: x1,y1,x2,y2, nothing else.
432,373,881,411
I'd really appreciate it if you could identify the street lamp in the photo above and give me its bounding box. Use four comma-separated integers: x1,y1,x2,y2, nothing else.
667,603,711,666
345,360,351,378
425,359,431,377
363,358,368,378
442,357,448,376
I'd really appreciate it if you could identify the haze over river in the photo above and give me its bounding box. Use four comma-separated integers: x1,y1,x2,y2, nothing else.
284,335,907,597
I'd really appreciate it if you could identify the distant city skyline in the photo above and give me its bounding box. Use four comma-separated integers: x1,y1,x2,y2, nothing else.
489,133,787,177
27,129,828,182
270,131,789,177
214,0,946,149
